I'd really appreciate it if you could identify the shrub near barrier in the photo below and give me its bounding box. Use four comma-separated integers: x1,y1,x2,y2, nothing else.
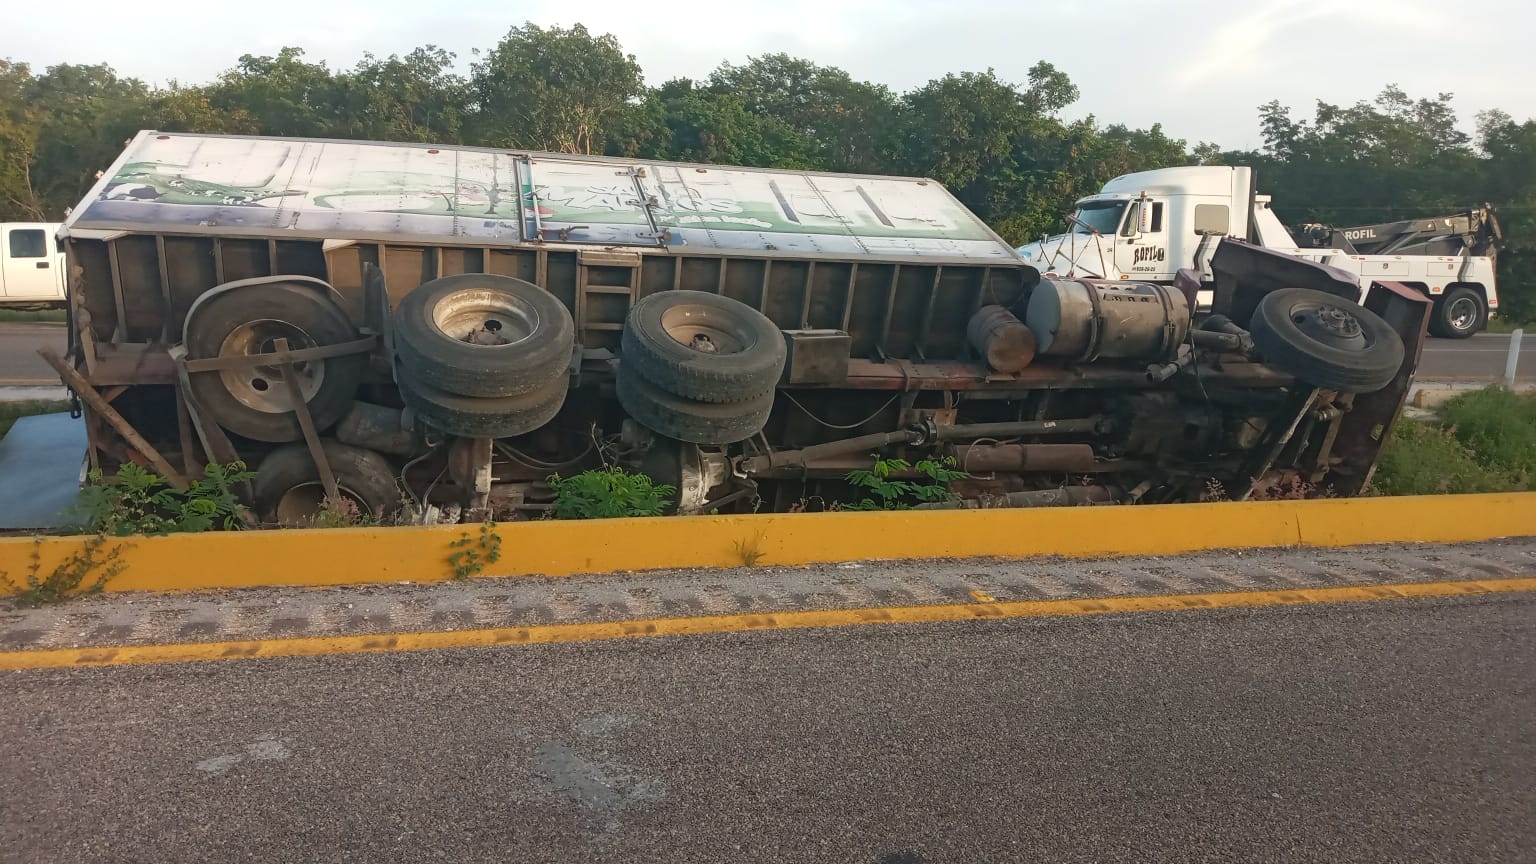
1373,387,1536,495
1438,387,1536,483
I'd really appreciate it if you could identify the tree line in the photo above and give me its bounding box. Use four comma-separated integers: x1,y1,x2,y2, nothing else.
2,23,1532,320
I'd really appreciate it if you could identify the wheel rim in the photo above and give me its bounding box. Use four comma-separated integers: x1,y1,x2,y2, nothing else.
275,482,369,525
1288,300,1372,352
217,319,326,413
1447,296,1478,331
659,305,753,355
430,289,539,347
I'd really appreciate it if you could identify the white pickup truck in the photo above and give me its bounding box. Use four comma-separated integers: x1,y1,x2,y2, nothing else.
0,222,67,308
1016,167,1499,338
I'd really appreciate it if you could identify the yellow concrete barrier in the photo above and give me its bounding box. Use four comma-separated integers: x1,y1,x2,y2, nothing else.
1,492,1533,594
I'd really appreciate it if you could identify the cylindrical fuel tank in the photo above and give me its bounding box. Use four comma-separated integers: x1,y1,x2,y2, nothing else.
1025,278,1191,362
966,305,1036,373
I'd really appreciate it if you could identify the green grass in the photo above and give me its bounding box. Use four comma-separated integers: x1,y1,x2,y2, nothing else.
0,400,71,440
1438,387,1536,482
1372,420,1517,495
1373,387,1536,494
0,309,66,323
1486,317,1533,333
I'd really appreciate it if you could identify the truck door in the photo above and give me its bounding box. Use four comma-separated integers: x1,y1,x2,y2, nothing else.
1,226,56,300
1114,199,1171,279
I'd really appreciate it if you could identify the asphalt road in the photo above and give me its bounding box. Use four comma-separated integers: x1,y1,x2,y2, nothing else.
1419,332,1534,381
3,595,1532,863
0,322,65,383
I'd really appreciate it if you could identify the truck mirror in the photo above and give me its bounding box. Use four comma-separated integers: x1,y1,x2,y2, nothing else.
1138,197,1155,233
1120,202,1143,238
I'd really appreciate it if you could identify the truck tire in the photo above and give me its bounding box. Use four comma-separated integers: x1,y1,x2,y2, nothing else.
622,290,786,402
393,274,574,398
616,366,774,445
1249,288,1405,394
1429,286,1485,340
397,364,568,439
185,282,367,443
253,440,402,526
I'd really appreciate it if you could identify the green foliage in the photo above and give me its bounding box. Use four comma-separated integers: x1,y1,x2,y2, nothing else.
1371,420,1518,495
1437,387,1536,483
733,532,766,567
625,83,819,169
1,24,1532,327
1237,87,1531,318
1371,388,1536,495
447,521,502,579
469,23,644,154
0,59,45,219
705,53,904,172
1478,112,1536,323
71,461,254,535
208,47,339,137
901,69,1046,222
0,399,70,440
28,63,152,215
844,456,969,511
0,308,66,323
335,47,468,143
309,494,381,529
548,467,676,519
1,534,127,608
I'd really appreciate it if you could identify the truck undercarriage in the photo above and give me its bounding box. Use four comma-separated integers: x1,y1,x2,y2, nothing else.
53,134,1427,526
54,231,1426,524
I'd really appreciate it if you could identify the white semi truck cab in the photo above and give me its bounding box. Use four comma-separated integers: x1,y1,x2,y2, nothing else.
0,222,67,308
1016,166,1499,338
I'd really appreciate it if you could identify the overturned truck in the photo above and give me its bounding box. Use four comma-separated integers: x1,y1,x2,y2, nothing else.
53,132,1427,524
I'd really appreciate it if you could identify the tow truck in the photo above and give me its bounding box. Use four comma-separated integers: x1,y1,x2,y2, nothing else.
1293,207,1502,337
1016,167,1499,338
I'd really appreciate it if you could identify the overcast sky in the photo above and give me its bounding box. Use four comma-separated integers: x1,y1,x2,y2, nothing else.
4,0,1528,150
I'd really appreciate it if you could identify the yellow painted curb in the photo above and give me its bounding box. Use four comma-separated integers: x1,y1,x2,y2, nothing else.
1,492,1534,594
3,577,1532,671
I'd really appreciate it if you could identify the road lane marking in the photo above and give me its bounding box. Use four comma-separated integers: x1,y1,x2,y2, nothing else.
3,577,1534,671
1422,347,1532,353
1412,376,1534,382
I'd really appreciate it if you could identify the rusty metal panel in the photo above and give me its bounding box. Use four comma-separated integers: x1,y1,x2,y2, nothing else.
217,238,271,283
111,235,166,342
1210,238,1360,327
762,260,811,329
273,241,326,281
1323,280,1431,496
485,247,538,282
382,246,432,297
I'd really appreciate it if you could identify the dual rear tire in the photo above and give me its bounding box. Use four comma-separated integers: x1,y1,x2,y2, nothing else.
392,274,575,438
617,291,785,444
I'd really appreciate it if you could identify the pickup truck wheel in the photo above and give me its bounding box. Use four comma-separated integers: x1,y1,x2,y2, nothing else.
1249,288,1405,394
254,441,402,526
397,364,568,439
185,283,367,443
622,290,786,402
1430,287,1485,339
394,274,574,398
616,366,774,445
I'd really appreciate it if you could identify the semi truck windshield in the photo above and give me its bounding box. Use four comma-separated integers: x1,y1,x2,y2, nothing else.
1071,201,1127,235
